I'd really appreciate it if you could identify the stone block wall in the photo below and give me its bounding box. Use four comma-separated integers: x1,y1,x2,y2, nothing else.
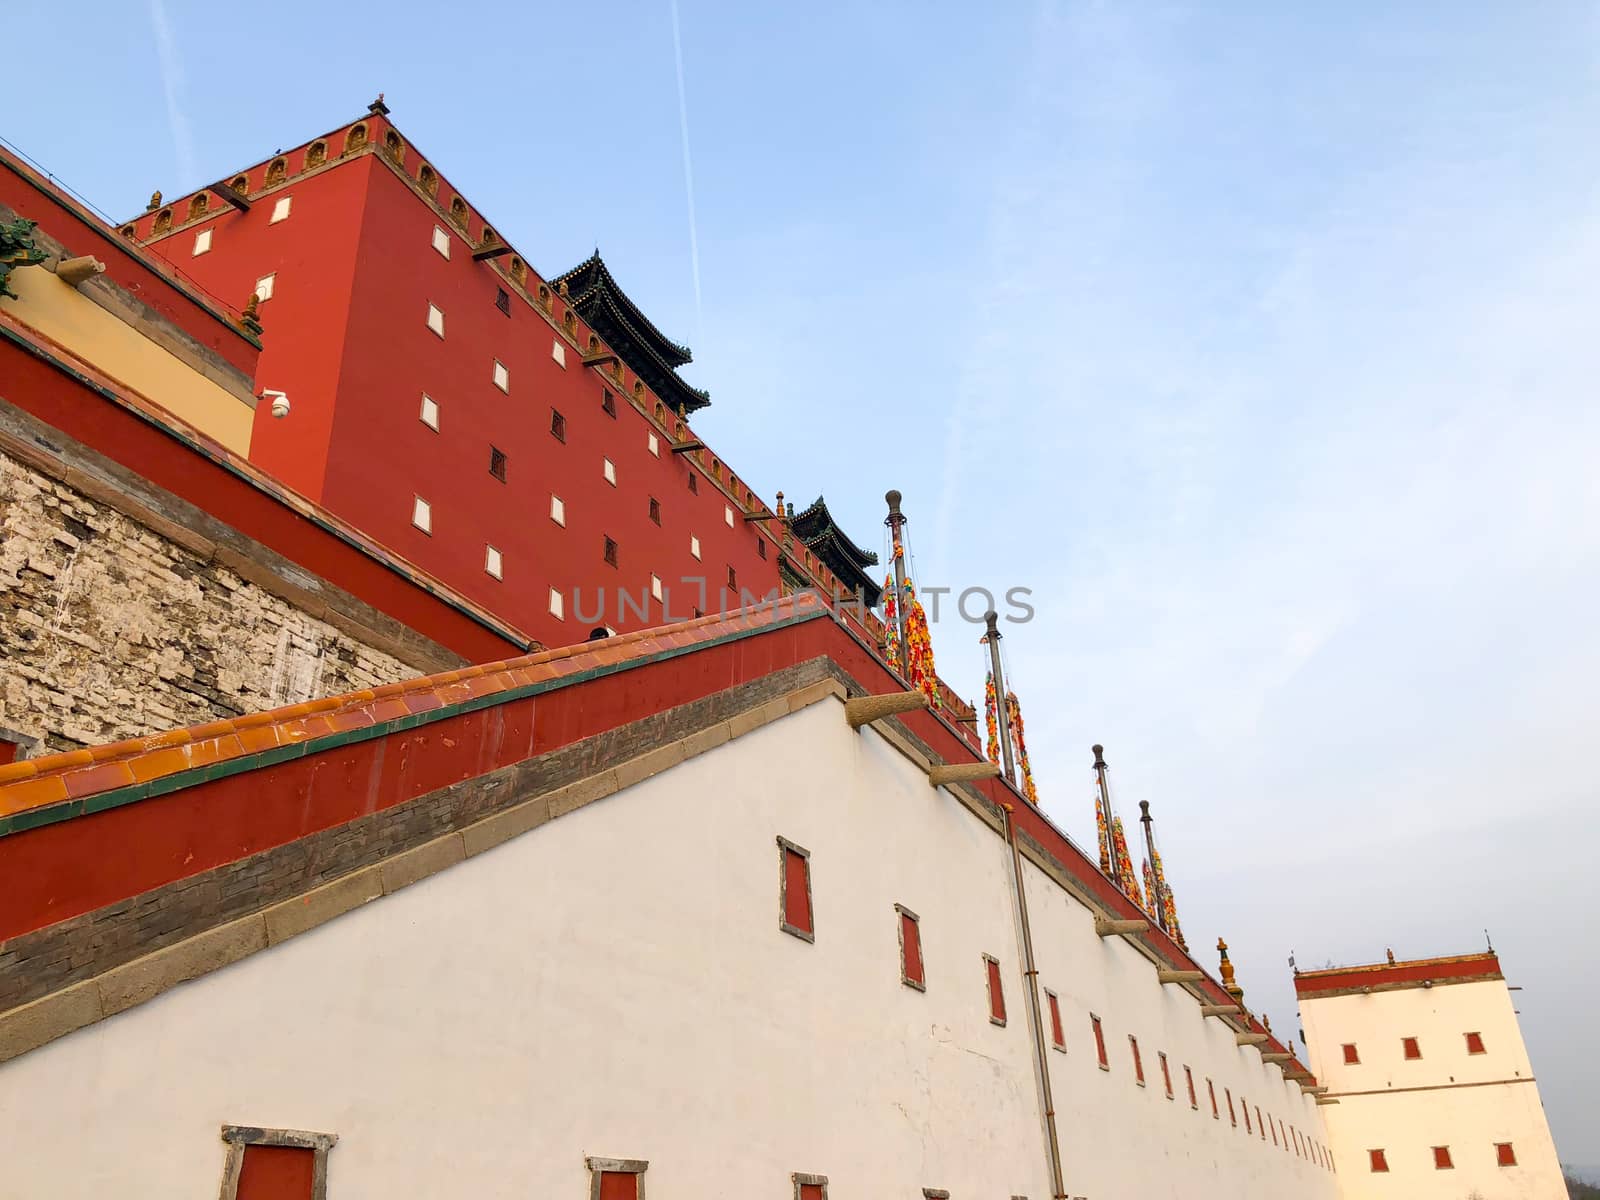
0,448,416,756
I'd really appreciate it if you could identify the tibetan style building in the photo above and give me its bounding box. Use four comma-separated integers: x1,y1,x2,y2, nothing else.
0,101,1566,1200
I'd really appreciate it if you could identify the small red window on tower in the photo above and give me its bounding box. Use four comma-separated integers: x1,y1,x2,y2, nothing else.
1256,1106,1265,1140
1433,1146,1453,1170
0,737,18,767
1270,1115,1279,1146
896,905,924,990
1158,1051,1173,1098
984,955,1006,1026
1465,1031,1486,1054
794,1179,827,1200
550,408,566,442
588,1158,646,1200
1243,1101,1252,1133
236,1146,314,1200
1402,1036,1421,1060
1226,1087,1236,1126
1091,1015,1108,1069
1207,1078,1219,1119
777,838,813,941
1369,1149,1388,1173
1184,1065,1197,1108
1046,991,1066,1050
1342,1043,1360,1064
1129,1036,1145,1086
1496,1143,1517,1167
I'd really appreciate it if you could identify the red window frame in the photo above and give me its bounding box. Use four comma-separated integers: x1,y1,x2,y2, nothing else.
236,1146,314,1200
1256,1105,1265,1140
896,905,924,990
1270,1117,1279,1146
1369,1149,1388,1173
1496,1143,1517,1167
1342,1043,1360,1064
1243,1101,1252,1134
1129,1036,1145,1086
1207,1078,1218,1119
1158,1051,1173,1099
1046,991,1066,1050
1225,1087,1236,1126
1402,1036,1421,1060
0,738,18,767
984,955,1006,1026
777,838,813,941
1184,1065,1197,1108
1465,1031,1486,1055
1433,1146,1453,1170
1091,1015,1108,1069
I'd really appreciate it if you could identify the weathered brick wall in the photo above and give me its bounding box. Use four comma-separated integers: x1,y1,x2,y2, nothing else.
0,448,417,756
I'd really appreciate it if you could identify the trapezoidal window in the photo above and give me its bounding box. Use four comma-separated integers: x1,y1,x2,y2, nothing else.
792,1174,827,1200
984,954,1006,1026
550,409,566,442
1091,1015,1108,1069
1185,1065,1197,1108
1342,1043,1360,1064
604,537,618,568
1368,1149,1388,1173
777,837,813,941
1496,1142,1517,1167
489,446,507,482
648,497,661,525
217,1125,336,1200
1466,1031,1486,1054
1207,1078,1219,1119
603,389,617,417
1158,1050,1173,1098
1129,1036,1145,1086
1046,990,1066,1051
586,1157,647,1200
896,905,924,990
1402,1036,1421,1060
1225,1087,1236,1126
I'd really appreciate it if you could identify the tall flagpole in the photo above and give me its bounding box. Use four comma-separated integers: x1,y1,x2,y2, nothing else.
1092,743,1124,884
984,610,1016,783
884,489,910,679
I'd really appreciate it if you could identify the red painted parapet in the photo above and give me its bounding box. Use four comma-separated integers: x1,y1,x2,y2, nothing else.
1294,952,1503,998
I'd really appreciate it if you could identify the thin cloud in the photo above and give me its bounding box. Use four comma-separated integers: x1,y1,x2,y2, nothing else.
669,0,704,348
148,0,198,186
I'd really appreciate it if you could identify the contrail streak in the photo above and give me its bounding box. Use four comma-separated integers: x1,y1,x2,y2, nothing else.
669,0,704,346
149,0,198,186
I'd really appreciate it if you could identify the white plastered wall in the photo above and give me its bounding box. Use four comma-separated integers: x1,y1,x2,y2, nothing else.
1300,978,1565,1199
0,698,1339,1199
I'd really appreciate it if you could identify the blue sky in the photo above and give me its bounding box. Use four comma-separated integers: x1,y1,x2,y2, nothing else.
12,0,1599,1168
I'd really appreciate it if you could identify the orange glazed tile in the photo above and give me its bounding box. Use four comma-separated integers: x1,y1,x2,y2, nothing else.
370,682,409,700
182,735,244,771
368,698,412,723
402,692,443,715
50,749,96,771
188,719,237,741
0,760,40,785
460,674,510,699
327,709,377,734
87,737,146,764
0,774,70,816
63,761,137,798
290,716,336,739
125,746,196,784
141,728,194,750
234,724,285,754
232,709,288,731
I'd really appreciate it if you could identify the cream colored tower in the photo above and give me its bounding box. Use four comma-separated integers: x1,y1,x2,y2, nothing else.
1296,951,1564,1199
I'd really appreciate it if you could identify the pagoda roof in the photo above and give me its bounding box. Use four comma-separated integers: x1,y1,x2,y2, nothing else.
790,496,881,604
550,253,710,414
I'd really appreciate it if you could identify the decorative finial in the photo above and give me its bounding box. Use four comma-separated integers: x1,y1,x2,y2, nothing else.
1218,937,1244,1001
1386,947,1396,965
885,488,903,516
775,490,784,516
786,502,795,519
1139,799,1152,824
1092,743,1107,770
147,191,162,211
1263,1014,1272,1033
239,293,263,337
368,93,391,116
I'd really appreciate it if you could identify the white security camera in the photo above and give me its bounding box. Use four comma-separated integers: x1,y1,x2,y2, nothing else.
261,389,290,419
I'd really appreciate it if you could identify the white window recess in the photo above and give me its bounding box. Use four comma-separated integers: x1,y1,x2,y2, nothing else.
411,496,432,533
550,495,566,526
690,536,701,560
432,226,451,258
648,432,659,457
492,360,509,392
603,458,616,486
548,587,565,619
269,197,292,224
254,274,275,302
551,339,567,368
192,229,212,256
650,574,663,601
419,394,439,430
427,304,444,337
485,545,503,579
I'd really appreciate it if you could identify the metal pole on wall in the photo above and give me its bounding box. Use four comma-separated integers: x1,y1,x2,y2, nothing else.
985,610,1017,784
884,489,910,679
1139,799,1166,931
1093,743,1123,884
